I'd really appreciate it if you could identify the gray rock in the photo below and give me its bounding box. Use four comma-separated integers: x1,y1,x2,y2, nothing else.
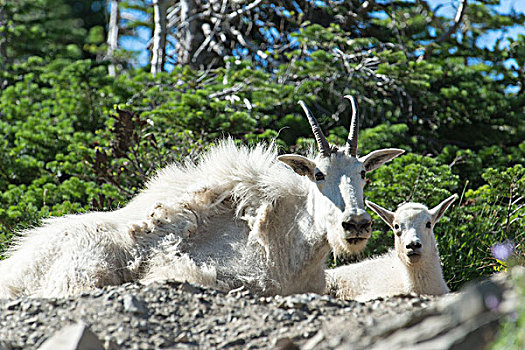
273,337,299,350
37,323,104,350
179,282,200,294
5,299,21,311
278,294,318,310
122,295,148,317
366,269,518,350
0,341,13,350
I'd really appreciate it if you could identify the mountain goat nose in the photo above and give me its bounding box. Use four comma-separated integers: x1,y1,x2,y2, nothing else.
342,216,371,233
406,241,422,250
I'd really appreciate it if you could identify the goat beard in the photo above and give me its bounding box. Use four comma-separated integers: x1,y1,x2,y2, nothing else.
328,230,369,256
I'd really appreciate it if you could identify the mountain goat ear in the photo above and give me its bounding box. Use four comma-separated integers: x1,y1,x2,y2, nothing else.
359,149,405,172
430,194,458,225
366,200,395,228
278,154,316,180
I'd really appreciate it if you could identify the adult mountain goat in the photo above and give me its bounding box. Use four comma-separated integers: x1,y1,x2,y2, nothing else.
0,96,404,298
326,194,457,302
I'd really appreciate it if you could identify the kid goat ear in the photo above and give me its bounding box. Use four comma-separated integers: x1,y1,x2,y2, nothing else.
365,200,395,228
430,194,459,224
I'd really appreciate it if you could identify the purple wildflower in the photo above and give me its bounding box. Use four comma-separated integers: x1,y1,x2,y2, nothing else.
491,241,514,261
484,294,500,310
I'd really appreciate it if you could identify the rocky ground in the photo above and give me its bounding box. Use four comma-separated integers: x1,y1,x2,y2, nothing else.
0,269,520,350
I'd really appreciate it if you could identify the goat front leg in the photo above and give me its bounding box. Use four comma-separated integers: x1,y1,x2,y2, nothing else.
128,202,198,239
129,186,233,239
245,202,274,261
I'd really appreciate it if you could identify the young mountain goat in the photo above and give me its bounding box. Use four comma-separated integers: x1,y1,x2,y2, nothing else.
0,96,404,298
326,194,457,302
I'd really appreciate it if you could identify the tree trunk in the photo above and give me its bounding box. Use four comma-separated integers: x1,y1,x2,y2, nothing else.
0,2,8,70
107,0,120,76
177,0,208,69
151,0,169,76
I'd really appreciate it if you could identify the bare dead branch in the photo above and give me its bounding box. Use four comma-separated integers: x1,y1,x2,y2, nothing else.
419,0,467,61
106,0,120,77
151,0,170,76
208,83,245,99
224,0,263,21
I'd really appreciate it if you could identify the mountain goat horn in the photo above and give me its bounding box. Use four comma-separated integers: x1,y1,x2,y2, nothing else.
344,95,359,157
298,100,331,157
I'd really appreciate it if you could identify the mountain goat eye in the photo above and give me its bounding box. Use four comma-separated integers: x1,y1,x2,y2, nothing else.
426,221,431,228
360,170,366,180
315,171,325,181
393,223,401,236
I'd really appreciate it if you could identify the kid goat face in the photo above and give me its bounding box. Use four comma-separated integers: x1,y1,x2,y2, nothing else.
365,194,458,265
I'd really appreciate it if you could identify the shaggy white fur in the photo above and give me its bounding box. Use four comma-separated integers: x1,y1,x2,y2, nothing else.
326,194,457,302
0,138,402,298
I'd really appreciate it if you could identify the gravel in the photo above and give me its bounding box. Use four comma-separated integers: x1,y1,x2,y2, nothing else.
0,269,519,350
